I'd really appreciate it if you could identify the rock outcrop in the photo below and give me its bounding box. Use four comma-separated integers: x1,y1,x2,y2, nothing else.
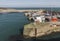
23,22,60,40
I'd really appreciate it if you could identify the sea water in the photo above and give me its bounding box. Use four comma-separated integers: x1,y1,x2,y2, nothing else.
0,12,29,41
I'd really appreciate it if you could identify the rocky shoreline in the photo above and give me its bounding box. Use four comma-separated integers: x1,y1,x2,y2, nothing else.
23,22,60,40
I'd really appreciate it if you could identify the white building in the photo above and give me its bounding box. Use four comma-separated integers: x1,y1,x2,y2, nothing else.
34,15,45,22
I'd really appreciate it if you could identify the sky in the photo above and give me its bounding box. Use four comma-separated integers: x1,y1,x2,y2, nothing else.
0,0,60,7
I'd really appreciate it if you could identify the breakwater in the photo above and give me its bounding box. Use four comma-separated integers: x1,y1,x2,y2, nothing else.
0,9,40,13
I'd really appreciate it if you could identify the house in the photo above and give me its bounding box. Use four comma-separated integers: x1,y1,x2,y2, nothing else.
33,15,45,23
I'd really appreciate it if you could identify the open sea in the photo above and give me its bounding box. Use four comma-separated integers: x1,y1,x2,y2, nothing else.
0,8,60,41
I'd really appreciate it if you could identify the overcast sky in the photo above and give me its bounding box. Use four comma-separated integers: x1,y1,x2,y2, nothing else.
0,0,60,7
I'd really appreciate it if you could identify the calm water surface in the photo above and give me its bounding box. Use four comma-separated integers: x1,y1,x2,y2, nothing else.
0,13,29,41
